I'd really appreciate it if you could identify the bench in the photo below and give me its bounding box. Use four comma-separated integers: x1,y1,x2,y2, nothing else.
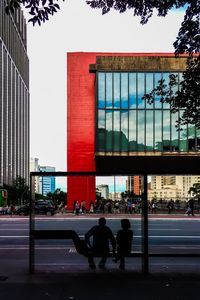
31,229,142,257
31,230,200,259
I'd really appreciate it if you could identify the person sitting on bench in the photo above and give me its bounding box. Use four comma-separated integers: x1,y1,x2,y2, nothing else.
113,219,133,270
85,217,116,269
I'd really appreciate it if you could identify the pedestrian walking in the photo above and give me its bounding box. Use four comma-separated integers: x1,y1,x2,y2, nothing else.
186,199,194,216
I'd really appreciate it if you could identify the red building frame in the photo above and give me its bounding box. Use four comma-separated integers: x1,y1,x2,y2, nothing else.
67,52,176,210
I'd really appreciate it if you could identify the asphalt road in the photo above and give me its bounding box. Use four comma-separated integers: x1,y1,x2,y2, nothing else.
1,216,200,275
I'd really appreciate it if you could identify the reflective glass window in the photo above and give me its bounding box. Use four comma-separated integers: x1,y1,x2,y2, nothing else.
121,110,128,151
106,73,112,108
179,110,188,152
162,73,170,109
171,112,179,151
155,110,162,151
98,72,105,108
196,128,200,152
121,73,128,109
146,73,154,109
96,71,190,154
137,73,145,108
129,110,137,151
137,110,145,150
129,73,136,108
163,110,170,151
146,110,154,150
154,73,162,109
105,110,112,151
188,125,196,151
114,73,120,108
113,110,120,151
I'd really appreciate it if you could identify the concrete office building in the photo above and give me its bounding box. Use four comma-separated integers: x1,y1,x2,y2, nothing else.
0,2,29,186
150,175,200,201
67,52,200,210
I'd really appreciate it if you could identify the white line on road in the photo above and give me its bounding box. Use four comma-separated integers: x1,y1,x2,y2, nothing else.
0,229,28,231
0,236,28,238
1,235,200,239
0,246,75,250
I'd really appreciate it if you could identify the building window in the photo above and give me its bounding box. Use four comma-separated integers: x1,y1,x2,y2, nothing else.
96,71,199,154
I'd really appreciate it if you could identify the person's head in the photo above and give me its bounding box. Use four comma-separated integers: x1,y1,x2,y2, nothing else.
121,219,131,230
98,217,106,226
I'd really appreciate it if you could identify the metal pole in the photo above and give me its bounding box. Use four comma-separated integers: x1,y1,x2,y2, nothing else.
114,176,116,201
29,175,35,274
142,174,149,274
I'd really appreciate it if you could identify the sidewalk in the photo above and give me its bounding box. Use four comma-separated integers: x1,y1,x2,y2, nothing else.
1,264,200,300
1,212,200,219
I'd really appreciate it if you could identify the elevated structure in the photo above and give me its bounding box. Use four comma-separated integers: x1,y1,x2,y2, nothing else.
67,52,199,210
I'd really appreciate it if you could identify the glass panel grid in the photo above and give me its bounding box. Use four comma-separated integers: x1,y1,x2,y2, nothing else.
97,72,198,154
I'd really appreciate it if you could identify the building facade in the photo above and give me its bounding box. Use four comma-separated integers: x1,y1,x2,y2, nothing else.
67,52,200,210
30,158,40,193
150,175,200,201
0,2,29,186
126,176,143,195
39,166,56,196
97,184,109,200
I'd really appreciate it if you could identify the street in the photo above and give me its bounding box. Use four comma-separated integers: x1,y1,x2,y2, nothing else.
1,215,200,275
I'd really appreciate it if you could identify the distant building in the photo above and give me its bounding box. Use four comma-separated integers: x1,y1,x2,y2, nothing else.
148,184,182,201
109,192,122,201
150,176,200,201
97,184,109,200
30,158,40,193
0,3,29,186
39,166,56,196
126,176,143,195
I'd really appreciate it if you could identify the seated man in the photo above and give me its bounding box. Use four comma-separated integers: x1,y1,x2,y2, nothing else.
85,217,116,269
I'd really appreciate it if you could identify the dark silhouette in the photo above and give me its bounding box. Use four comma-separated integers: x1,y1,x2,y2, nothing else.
85,217,116,269
167,199,174,214
187,199,195,216
114,219,133,270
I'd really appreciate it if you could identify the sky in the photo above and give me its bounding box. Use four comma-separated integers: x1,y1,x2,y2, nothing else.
25,0,185,191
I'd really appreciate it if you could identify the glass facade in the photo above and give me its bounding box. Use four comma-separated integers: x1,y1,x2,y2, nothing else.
0,3,29,185
97,72,200,154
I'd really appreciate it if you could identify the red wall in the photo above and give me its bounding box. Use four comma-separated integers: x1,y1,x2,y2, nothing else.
67,53,97,209
67,52,175,210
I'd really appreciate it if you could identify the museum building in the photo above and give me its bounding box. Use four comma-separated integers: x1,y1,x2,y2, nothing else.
67,52,199,210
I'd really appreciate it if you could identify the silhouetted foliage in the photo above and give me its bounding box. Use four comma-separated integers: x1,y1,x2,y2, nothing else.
5,0,62,26
142,56,200,128
3,176,29,205
47,188,67,205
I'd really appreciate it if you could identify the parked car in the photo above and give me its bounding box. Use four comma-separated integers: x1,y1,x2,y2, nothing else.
35,200,56,215
15,200,56,216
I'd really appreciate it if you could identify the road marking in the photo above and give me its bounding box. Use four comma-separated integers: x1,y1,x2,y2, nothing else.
0,228,28,232
0,246,76,250
69,248,77,253
1,235,200,239
0,236,28,238
170,246,200,249
149,229,180,231
1,217,200,221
